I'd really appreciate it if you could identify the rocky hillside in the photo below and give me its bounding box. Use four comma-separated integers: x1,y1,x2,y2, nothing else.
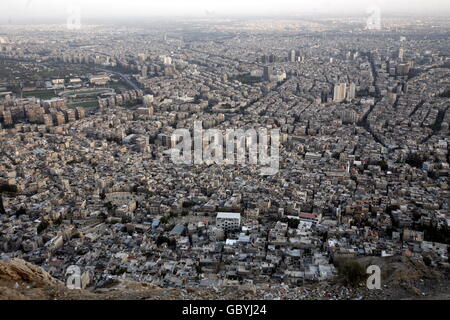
0,256,449,300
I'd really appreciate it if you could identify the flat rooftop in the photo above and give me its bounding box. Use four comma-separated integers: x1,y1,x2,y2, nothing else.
216,212,241,219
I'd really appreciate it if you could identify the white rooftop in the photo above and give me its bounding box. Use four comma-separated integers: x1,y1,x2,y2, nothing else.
216,212,241,219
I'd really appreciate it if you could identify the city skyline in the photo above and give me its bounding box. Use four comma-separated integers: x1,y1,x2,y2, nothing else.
0,0,449,305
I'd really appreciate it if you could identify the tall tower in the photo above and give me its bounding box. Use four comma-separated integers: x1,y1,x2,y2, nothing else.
261,54,268,64
333,83,347,102
141,65,148,78
398,48,404,61
333,84,340,102
269,54,276,63
263,66,272,81
288,49,296,63
347,83,356,101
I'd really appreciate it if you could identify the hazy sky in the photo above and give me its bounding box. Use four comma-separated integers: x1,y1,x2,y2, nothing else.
1,0,449,21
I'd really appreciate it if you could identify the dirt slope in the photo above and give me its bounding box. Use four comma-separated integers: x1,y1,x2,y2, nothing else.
0,257,449,300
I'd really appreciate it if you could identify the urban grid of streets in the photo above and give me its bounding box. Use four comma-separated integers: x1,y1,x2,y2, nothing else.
0,14,449,299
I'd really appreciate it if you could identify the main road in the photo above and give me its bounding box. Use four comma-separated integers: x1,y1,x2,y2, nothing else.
95,67,141,91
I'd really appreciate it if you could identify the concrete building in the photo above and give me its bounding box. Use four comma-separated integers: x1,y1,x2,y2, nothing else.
333,83,347,102
216,212,241,232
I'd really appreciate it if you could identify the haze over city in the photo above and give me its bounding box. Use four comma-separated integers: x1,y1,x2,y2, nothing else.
0,0,449,307
1,0,450,23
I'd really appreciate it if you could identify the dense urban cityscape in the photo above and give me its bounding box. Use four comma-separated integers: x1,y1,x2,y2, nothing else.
0,1,449,302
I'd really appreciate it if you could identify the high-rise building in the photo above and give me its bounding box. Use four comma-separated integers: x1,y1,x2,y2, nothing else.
261,54,268,64
387,91,397,102
63,109,76,122
164,65,176,76
138,53,146,64
398,48,404,60
269,54,276,63
396,63,410,76
43,114,53,127
341,110,357,124
288,49,296,63
3,110,13,126
321,91,328,103
388,61,397,76
162,56,172,65
347,83,356,101
403,82,409,94
333,83,347,102
141,65,148,78
75,107,85,120
53,112,65,126
263,66,273,81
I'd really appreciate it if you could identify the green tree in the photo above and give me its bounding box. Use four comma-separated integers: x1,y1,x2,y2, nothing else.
338,260,366,287
160,216,169,224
